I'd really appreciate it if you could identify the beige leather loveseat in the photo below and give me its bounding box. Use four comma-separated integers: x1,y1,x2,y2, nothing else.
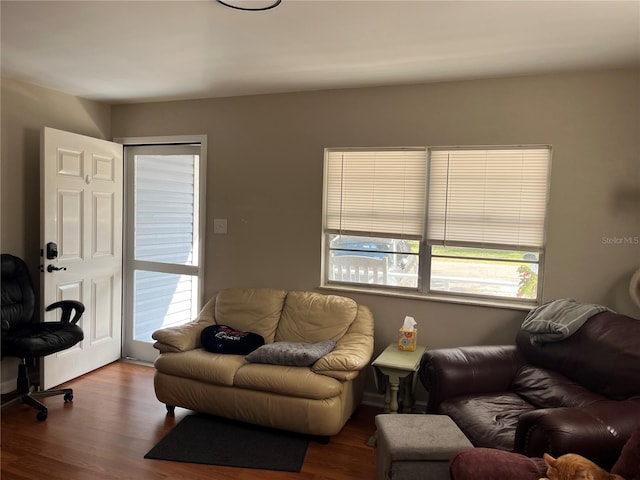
152,288,374,436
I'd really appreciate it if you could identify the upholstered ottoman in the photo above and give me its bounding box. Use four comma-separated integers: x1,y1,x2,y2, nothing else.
375,414,473,480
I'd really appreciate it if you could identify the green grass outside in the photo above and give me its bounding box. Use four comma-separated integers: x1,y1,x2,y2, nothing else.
397,243,537,262
432,245,537,261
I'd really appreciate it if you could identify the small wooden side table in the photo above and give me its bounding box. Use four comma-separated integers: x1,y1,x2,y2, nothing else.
372,342,427,414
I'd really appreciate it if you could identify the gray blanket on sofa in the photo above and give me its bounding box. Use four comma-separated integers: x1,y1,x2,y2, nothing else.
521,298,611,345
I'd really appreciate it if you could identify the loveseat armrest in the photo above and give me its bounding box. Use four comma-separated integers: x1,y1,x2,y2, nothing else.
419,345,523,413
311,332,373,380
312,304,374,380
152,297,217,353
515,399,640,470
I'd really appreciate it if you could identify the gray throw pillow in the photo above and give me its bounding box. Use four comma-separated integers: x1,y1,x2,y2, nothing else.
245,340,337,367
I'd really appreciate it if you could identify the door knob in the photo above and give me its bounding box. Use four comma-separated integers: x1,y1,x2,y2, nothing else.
47,265,67,273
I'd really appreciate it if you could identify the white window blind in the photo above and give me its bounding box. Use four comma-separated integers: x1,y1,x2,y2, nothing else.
427,147,551,249
135,154,198,265
324,149,427,239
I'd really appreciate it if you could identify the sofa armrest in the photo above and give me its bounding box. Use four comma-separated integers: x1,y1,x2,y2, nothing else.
152,296,217,353
312,304,374,380
419,345,523,413
515,399,640,470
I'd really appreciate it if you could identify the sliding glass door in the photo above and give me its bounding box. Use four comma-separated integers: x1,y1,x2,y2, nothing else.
122,140,206,362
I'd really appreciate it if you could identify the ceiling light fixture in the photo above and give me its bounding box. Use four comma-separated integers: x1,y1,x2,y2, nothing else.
217,0,281,11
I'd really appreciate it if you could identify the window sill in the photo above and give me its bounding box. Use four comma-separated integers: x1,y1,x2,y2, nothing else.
318,283,537,311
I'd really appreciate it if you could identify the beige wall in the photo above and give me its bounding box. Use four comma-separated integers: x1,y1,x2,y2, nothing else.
112,69,640,361
1,78,112,390
1,78,112,262
2,70,639,400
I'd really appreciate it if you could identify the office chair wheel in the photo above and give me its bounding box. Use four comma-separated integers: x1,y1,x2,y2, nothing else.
36,410,48,421
64,393,73,402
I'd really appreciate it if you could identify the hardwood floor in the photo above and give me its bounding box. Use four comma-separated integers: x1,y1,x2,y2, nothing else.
1,361,382,479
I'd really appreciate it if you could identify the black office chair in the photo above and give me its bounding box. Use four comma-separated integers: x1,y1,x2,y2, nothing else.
1,253,85,421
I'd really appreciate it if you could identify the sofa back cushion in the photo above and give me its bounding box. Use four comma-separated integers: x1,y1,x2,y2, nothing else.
516,312,640,400
214,288,287,343
512,365,606,409
275,291,358,343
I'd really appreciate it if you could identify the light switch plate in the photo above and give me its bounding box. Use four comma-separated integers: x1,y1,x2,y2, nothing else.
213,218,227,234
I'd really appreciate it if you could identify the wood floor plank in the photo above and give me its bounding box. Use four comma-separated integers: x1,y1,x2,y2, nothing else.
1,361,381,480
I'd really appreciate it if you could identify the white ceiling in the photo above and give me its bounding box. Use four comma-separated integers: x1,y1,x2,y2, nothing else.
2,0,639,104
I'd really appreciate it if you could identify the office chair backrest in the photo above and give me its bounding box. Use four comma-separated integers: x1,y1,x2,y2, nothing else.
1,254,36,333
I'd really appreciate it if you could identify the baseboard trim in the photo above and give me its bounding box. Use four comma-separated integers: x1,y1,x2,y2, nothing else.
1,378,16,395
3,367,425,409
362,391,384,408
361,391,426,412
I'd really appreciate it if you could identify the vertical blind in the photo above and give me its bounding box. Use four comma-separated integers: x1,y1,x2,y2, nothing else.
131,150,200,342
135,154,198,265
427,147,551,249
324,149,427,239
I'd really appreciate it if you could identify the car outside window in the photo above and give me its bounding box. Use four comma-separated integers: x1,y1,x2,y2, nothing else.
328,235,420,288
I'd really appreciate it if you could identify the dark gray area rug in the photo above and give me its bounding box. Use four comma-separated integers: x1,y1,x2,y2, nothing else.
144,414,310,472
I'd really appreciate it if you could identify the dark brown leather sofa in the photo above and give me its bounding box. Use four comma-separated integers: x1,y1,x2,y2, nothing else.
449,425,640,480
419,311,640,469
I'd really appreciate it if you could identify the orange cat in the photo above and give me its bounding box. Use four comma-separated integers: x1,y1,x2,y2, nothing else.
540,453,625,480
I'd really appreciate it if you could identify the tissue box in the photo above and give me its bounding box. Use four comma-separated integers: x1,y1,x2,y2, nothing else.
398,329,417,351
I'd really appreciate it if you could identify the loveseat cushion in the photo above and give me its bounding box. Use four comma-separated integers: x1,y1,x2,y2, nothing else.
234,363,343,399
275,291,358,343
214,288,287,343
440,392,537,450
154,349,247,386
512,365,606,409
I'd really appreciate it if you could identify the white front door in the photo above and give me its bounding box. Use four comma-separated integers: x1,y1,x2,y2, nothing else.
41,127,123,389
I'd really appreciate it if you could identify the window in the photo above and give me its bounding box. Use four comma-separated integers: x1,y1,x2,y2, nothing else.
322,146,551,304
323,149,426,288
120,137,207,363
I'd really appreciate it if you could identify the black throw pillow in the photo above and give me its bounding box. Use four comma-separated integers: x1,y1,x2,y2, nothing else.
200,324,265,355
